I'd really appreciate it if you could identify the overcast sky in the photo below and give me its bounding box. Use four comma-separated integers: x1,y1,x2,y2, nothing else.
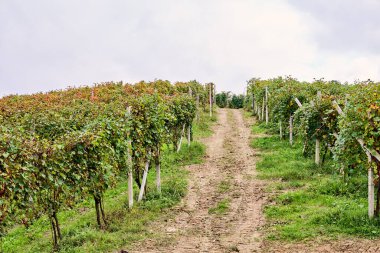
1,0,380,97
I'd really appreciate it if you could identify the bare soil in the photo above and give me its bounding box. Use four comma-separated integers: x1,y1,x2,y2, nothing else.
128,109,380,253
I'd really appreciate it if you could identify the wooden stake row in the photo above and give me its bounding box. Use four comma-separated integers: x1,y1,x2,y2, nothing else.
254,86,380,219
127,108,193,207
332,100,380,218
293,94,321,165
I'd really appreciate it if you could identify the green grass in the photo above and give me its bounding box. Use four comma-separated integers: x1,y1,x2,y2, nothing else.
251,123,380,241
0,112,214,253
208,198,231,215
218,179,232,194
192,109,217,138
243,109,253,119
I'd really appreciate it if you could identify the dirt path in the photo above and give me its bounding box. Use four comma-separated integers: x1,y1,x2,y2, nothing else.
130,109,266,253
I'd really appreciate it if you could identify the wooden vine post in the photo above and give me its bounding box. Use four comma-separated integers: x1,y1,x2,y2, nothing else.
156,148,161,194
252,93,255,114
367,153,374,218
332,100,380,218
315,91,322,166
252,80,256,114
209,83,212,117
315,136,320,165
290,97,303,148
188,87,192,147
138,159,150,202
187,125,191,147
265,86,269,125
127,106,134,208
289,115,293,146
294,98,308,154
279,120,283,139
261,96,265,121
196,94,200,122
294,97,311,151
177,124,186,152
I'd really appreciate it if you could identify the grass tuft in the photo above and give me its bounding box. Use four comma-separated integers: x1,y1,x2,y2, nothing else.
208,198,231,215
218,179,232,194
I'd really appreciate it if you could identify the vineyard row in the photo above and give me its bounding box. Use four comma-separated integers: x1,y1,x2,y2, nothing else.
246,77,380,219
0,80,216,248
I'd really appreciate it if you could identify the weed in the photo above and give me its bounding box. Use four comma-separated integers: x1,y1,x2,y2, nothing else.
218,180,232,194
208,198,231,215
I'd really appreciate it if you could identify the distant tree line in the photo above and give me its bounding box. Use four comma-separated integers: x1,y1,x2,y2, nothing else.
215,92,245,109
